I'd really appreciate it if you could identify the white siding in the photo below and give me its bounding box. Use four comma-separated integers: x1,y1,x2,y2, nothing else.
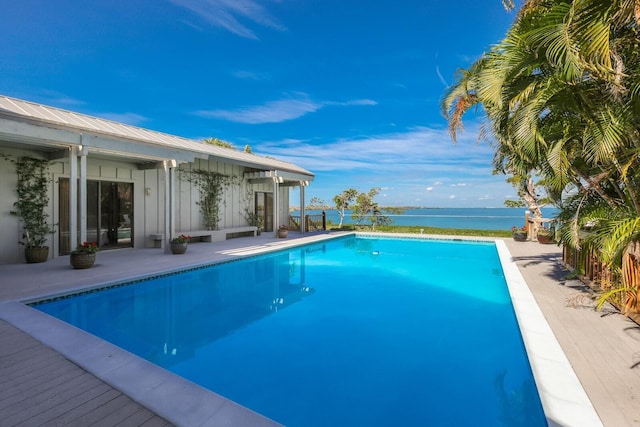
0,149,296,262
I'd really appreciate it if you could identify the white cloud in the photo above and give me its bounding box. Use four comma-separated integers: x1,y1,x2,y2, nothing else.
232,70,271,81
197,98,320,124
435,65,448,87
327,99,378,107
257,125,495,173
171,0,285,39
256,124,519,207
195,94,377,124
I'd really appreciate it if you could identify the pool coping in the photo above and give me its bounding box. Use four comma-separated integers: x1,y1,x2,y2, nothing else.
495,239,602,427
0,233,603,426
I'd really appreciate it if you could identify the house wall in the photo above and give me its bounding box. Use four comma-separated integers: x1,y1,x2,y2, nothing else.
0,146,149,263
0,146,37,264
166,158,288,237
0,146,291,264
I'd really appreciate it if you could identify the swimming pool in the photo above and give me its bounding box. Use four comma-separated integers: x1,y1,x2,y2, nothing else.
34,236,546,426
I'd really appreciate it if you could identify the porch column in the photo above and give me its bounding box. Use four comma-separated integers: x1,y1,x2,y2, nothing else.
78,145,88,244
163,160,177,253
299,182,306,234
272,176,280,237
69,146,78,249
170,161,176,240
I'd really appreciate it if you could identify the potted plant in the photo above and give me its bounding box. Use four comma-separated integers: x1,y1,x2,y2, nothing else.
70,242,99,269
511,225,528,242
4,156,57,263
170,234,191,254
536,227,554,244
277,225,289,238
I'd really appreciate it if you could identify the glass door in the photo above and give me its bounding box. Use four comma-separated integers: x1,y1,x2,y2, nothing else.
59,179,133,254
95,181,133,249
255,192,273,232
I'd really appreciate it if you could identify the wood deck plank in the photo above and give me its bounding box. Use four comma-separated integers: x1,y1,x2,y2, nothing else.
15,383,114,426
0,320,172,427
0,363,84,409
45,388,121,426
70,394,136,425
90,401,148,427
505,240,640,426
2,372,97,424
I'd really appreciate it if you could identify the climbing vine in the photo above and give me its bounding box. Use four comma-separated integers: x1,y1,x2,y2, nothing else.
180,168,231,230
1,154,56,247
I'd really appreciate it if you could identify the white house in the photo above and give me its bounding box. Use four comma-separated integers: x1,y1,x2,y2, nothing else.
0,95,314,264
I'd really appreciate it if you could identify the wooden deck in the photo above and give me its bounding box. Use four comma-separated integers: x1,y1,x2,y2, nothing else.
504,239,640,427
0,320,171,426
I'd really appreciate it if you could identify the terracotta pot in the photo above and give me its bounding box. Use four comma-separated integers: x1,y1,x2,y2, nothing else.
25,246,49,263
170,242,188,254
70,252,96,269
537,235,554,244
278,229,288,238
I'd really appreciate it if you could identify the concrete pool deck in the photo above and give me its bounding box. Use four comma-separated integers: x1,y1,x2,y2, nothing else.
0,232,639,426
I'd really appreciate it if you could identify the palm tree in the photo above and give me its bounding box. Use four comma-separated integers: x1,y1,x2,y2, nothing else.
442,0,640,261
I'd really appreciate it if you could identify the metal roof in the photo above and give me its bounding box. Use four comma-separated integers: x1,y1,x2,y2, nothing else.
0,95,314,180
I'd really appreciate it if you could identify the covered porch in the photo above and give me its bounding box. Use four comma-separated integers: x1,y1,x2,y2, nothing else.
0,95,314,264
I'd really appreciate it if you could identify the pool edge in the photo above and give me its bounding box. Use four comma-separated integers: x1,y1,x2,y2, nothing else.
0,300,282,427
1,233,604,426
496,239,603,427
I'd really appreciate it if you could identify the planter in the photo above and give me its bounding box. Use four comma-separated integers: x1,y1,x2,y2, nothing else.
70,252,96,269
25,246,49,263
170,242,188,254
277,229,288,238
537,234,554,244
512,233,528,242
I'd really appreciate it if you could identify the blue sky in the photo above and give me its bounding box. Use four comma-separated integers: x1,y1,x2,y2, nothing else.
1,1,519,207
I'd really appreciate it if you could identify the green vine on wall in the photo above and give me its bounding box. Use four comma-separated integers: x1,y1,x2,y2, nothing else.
240,180,260,227
1,154,56,247
180,168,231,230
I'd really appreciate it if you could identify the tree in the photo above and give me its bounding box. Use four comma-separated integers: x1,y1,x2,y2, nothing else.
309,196,324,208
351,188,391,230
204,137,235,150
243,144,253,153
332,189,358,228
442,0,640,258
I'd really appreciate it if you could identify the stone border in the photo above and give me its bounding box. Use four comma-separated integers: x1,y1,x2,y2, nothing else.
495,240,603,426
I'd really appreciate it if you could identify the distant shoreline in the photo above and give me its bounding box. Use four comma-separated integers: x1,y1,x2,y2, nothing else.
290,205,507,211
287,207,548,231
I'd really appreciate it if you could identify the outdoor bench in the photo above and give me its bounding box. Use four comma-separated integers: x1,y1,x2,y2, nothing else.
150,226,257,248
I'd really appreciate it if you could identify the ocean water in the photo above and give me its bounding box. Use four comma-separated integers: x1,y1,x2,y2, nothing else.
296,207,558,231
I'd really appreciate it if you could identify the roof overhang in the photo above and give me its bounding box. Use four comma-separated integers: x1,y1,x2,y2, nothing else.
245,170,313,185
0,117,198,165
0,95,315,180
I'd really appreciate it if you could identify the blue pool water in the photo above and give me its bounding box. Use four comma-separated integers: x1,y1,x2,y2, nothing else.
35,236,546,426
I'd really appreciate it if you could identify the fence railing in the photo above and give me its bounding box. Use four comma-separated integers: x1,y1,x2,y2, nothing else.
563,242,639,317
288,212,326,232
